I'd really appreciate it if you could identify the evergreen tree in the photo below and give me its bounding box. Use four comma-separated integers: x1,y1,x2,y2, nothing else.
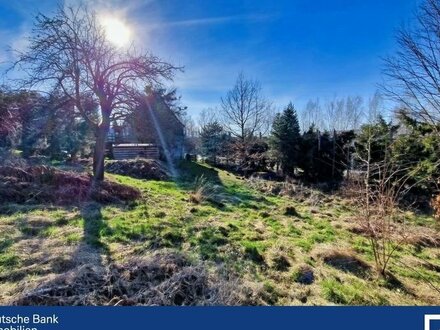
355,115,399,166
270,103,301,176
298,126,355,183
391,111,440,203
200,121,229,164
297,126,319,181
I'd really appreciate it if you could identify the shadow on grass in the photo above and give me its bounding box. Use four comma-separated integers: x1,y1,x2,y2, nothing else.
382,271,415,296
0,200,117,304
80,202,110,253
177,160,223,186
0,201,114,254
176,160,274,210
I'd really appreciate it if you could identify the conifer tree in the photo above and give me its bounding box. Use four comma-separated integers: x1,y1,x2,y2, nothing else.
270,103,301,176
200,121,229,164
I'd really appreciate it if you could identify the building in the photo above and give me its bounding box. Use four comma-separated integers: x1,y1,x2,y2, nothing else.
107,91,185,160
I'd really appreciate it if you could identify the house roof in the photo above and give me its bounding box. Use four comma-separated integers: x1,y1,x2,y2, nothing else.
145,93,185,129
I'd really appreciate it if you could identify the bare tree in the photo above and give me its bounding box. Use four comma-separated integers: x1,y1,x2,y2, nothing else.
0,90,20,144
383,0,440,134
353,98,426,277
367,91,384,123
356,147,409,276
181,114,198,138
198,108,220,129
11,5,178,181
344,95,364,131
300,98,322,132
323,97,343,131
220,73,272,142
301,95,365,132
323,96,365,131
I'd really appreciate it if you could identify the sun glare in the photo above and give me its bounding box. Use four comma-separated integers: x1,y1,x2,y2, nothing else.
100,16,131,47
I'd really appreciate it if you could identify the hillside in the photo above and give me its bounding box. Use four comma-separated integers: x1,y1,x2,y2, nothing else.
0,161,439,305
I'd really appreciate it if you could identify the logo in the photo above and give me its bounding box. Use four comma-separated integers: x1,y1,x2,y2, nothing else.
425,315,440,330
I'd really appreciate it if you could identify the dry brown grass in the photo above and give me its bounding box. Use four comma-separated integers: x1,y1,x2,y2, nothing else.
349,221,440,248
404,228,440,248
188,175,218,204
1,162,439,306
0,165,141,205
9,251,258,306
247,178,323,199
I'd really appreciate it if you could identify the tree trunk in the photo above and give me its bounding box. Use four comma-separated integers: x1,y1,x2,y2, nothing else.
93,118,110,182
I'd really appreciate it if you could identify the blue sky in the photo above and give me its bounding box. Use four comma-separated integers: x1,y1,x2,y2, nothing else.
0,0,420,119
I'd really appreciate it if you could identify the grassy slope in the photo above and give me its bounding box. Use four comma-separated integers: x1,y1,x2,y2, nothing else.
0,161,439,305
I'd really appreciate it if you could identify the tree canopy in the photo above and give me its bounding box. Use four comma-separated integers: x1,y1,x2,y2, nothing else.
270,103,301,176
12,5,179,180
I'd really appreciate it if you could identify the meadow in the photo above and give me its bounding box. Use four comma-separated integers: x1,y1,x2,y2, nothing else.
0,161,438,305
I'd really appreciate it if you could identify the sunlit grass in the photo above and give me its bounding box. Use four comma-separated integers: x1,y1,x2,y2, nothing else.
0,161,438,305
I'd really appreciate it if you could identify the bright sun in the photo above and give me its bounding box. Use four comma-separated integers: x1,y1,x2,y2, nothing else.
100,16,131,47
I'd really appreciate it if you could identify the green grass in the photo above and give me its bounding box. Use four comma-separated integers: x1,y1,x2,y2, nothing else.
0,160,439,305
321,278,389,305
0,252,20,273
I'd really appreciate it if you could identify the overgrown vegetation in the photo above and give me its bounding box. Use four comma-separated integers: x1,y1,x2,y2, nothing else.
1,0,440,307
0,165,140,205
0,161,438,306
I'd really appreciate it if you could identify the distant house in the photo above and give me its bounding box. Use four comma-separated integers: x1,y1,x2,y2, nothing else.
107,91,185,160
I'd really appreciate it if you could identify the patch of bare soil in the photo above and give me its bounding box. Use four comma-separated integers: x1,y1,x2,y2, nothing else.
0,165,140,205
104,159,170,181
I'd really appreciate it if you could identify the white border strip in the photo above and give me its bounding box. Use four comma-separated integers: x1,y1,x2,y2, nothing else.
425,315,440,330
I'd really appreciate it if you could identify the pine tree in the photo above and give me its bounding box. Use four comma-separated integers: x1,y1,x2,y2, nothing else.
392,111,440,201
270,103,301,176
200,121,228,164
355,115,399,166
297,125,355,183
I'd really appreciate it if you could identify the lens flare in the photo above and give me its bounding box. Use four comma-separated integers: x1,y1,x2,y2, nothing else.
100,16,131,47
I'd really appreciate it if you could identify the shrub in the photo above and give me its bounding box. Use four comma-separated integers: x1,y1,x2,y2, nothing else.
189,175,217,204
